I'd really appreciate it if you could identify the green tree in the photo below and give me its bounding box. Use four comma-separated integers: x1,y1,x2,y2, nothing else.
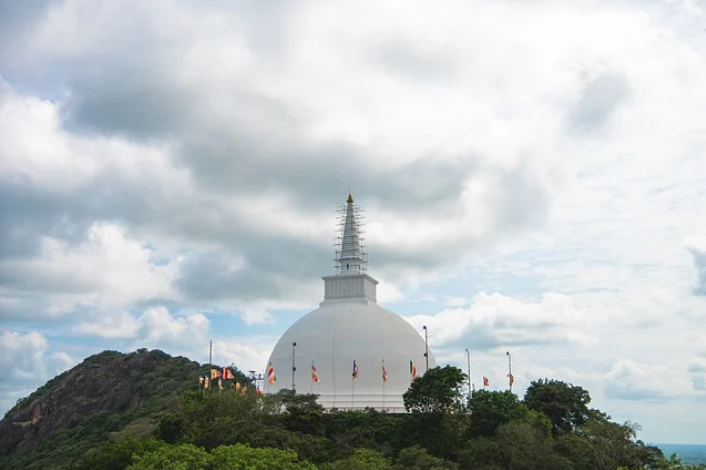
76,438,166,470
321,448,392,470
523,379,590,433
126,443,209,470
403,366,467,414
468,390,528,438
209,443,317,469
394,446,457,470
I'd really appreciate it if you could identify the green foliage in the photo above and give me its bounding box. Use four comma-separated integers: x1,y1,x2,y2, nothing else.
468,390,529,437
209,443,317,469
394,446,457,470
124,443,316,470
76,438,166,470
2,348,697,470
321,448,392,470
126,443,209,470
403,366,467,414
523,379,591,433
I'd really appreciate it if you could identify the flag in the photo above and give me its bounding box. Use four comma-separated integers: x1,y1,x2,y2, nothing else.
199,376,204,385
236,382,242,392
509,373,514,387
267,363,276,385
241,385,247,396
205,377,210,389
211,369,222,380
311,363,320,383
352,360,359,379
483,376,489,387
257,389,263,396
410,360,418,381
218,378,224,390
382,362,388,383
222,368,235,380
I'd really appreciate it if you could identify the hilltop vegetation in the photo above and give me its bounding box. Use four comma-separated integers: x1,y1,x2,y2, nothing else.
0,350,702,470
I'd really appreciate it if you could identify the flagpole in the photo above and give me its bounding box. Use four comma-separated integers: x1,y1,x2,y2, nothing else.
311,361,314,394
382,359,385,411
351,359,356,410
506,351,512,392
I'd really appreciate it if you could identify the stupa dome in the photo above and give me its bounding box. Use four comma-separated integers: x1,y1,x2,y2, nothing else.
264,194,435,411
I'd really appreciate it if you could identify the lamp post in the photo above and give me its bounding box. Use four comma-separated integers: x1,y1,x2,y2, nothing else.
465,348,472,400
423,326,429,372
292,342,297,391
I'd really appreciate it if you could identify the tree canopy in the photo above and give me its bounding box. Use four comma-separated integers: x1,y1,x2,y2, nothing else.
403,366,467,414
523,378,591,433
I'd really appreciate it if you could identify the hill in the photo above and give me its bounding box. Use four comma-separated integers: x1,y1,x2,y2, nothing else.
0,348,246,470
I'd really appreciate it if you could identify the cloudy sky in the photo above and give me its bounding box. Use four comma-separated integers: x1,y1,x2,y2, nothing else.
1,0,705,444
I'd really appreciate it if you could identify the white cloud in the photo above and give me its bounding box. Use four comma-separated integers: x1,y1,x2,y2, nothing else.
407,291,598,349
0,331,76,410
1,223,180,317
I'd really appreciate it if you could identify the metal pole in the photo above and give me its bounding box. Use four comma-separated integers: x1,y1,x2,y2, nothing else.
465,348,472,400
209,340,213,365
292,342,297,391
506,351,512,392
382,359,386,411
423,326,429,371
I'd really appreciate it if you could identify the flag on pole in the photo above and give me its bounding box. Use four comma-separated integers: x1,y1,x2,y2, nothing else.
205,377,210,389
483,376,490,387
509,373,514,387
218,378,224,390
352,360,359,379
199,376,204,385
267,363,276,385
382,362,388,383
211,369,222,380
311,363,320,383
236,382,242,392
222,368,235,380
410,360,418,381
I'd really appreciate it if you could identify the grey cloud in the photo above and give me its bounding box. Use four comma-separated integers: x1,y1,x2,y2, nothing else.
685,243,706,296
375,40,460,85
0,0,556,324
691,375,706,391
569,73,629,133
604,381,666,401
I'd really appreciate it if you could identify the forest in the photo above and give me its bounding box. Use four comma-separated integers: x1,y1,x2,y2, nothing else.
0,349,702,470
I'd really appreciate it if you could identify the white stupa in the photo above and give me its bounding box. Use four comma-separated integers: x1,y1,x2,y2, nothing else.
265,194,436,411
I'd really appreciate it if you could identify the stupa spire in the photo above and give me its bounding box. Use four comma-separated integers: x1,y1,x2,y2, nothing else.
336,192,366,275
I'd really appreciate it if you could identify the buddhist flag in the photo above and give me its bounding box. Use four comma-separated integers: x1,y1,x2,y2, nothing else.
382,362,388,383
222,368,235,380
311,363,320,383
218,378,224,391
205,377,210,389
509,373,514,387
211,369,222,380
483,376,489,387
352,360,359,379
410,360,418,381
241,385,247,396
267,363,276,385
199,376,204,385
236,382,242,392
